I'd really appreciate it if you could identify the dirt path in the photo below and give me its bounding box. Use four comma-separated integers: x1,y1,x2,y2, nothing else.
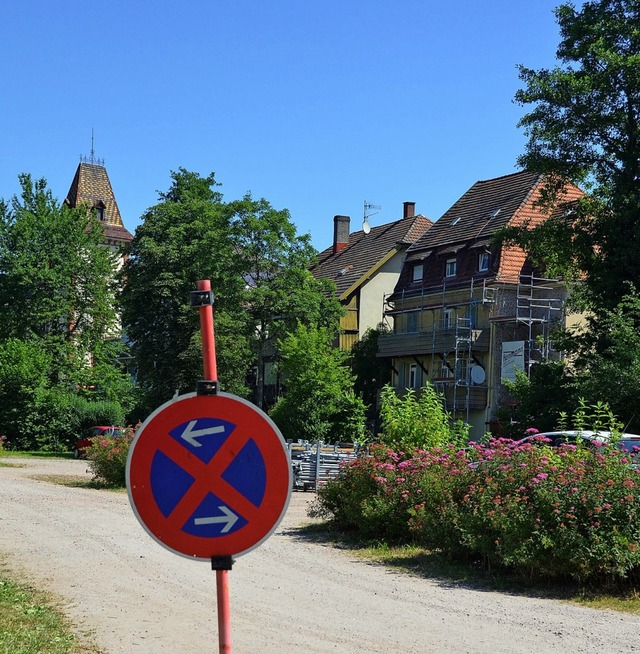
1,457,639,653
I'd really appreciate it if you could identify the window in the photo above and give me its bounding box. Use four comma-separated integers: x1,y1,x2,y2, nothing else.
478,251,490,272
406,311,419,333
439,360,454,379
412,263,424,283
442,307,454,329
95,206,105,221
408,363,420,389
445,258,457,277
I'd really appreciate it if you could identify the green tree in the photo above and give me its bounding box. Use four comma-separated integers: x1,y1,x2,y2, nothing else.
269,324,366,444
121,172,341,416
350,326,392,424
494,364,577,438
229,194,343,408
0,339,51,447
500,1,640,431
0,175,120,383
121,169,248,414
513,0,640,312
566,291,640,432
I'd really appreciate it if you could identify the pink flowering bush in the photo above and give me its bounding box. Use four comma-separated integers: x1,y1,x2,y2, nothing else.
315,436,640,584
86,428,134,486
311,445,416,541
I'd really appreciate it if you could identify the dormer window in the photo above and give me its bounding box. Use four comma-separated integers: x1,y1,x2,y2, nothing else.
478,251,490,272
94,202,105,221
445,258,457,278
412,263,424,283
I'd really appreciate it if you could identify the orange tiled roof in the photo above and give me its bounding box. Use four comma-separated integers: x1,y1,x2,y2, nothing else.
390,171,584,299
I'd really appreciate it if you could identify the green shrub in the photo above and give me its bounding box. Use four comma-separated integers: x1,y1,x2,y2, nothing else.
378,384,469,450
86,429,134,487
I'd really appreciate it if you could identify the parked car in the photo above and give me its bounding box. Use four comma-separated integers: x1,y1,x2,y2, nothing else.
74,426,125,459
519,430,640,453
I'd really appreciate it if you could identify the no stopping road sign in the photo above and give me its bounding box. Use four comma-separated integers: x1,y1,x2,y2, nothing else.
127,392,292,560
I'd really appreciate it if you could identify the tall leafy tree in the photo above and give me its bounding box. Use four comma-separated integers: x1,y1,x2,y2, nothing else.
269,324,366,444
0,174,119,383
350,326,392,423
121,169,249,413
498,0,640,430
514,0,640,312
229,194,343,407
121,172,341,415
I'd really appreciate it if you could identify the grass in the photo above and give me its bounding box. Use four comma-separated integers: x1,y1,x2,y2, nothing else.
29,475,127,492
297,522,640,615
0,562,103,654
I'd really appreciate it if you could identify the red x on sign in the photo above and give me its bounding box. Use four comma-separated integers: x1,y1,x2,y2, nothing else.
127,392,291,560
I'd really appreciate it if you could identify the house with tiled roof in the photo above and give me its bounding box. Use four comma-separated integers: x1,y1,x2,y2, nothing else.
311,203,433,350
65,159,133,251
377,171,584,439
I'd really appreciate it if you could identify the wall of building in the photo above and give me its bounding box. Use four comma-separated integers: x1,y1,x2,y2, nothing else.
358,254,404,337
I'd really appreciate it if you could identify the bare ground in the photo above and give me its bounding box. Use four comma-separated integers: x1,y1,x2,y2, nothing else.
1,456,639,653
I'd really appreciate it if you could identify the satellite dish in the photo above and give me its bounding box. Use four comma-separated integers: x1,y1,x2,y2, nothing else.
470,365,486,385
362,219,371,234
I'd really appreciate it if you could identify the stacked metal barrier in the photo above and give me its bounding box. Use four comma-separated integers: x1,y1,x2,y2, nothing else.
287,441,359,491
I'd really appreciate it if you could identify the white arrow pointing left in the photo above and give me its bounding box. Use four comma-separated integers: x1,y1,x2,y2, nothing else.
194,505,239,533
180,420,225,447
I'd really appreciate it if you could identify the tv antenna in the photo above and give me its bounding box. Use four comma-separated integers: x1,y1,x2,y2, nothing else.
363,201,381,235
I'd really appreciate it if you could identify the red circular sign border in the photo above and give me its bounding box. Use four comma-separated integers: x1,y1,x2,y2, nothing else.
127,392,292,561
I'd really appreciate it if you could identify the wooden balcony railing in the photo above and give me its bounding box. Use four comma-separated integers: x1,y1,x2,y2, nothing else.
377,328,490,357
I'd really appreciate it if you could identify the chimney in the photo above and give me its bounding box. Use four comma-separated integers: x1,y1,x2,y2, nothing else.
333,215,350,254
403,202,416,219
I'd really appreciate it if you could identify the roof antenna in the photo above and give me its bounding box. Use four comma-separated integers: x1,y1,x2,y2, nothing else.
90,128,95,164
363,201,381,235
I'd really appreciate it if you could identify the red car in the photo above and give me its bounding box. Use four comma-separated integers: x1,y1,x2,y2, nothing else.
74,426,125,459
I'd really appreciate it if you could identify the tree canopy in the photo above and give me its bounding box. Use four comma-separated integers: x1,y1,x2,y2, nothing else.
0,174,120,379
269,324,366,444
0,175,133,448
514,0,640,312
121,169,343,414
500,0,640,431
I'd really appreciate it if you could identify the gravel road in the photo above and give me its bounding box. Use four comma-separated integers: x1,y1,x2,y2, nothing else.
1,456,640,653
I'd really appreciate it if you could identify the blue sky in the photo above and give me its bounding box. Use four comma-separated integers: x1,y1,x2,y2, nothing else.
1,0,570,251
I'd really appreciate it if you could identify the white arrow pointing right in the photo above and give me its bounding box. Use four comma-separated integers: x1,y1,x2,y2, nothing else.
194,505,239,533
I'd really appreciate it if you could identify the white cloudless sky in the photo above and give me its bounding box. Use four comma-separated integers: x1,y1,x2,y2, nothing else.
1,0,574,250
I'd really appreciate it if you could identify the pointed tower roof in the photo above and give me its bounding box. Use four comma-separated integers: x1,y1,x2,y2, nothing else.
65,161,133,248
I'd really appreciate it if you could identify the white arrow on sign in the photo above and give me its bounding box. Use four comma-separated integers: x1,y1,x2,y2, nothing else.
180,420,225,447
194,505,239,533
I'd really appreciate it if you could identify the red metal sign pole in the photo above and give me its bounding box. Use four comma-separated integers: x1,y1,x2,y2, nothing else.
195,279,232,654
197,279,218,382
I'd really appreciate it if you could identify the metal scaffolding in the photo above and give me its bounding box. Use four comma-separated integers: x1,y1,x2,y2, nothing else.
382,274,564,419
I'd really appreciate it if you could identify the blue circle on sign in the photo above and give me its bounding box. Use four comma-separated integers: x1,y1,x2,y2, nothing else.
149,417,268,537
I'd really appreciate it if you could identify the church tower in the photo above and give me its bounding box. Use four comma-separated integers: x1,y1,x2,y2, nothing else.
64,152,133,250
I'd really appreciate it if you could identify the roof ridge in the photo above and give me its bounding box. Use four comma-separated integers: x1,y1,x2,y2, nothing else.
475,169,539,185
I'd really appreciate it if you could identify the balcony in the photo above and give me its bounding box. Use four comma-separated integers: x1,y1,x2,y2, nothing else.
377,327,490,358
436,383,488,411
